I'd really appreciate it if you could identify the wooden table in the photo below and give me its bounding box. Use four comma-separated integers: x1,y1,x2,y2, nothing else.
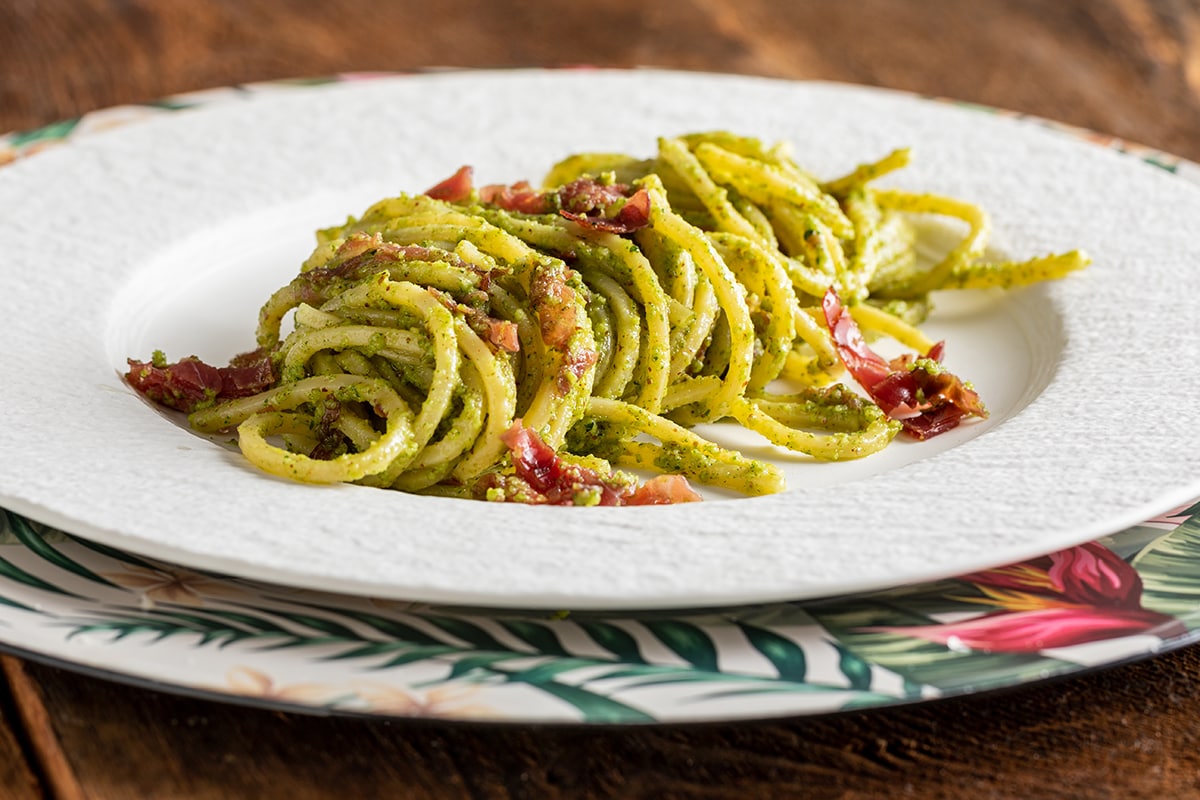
3,1,1199,797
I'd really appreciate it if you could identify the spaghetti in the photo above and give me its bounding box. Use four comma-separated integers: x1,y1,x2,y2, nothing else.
126,132,1089,504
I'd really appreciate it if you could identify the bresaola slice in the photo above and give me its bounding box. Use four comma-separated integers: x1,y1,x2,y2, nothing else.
125,349,275,414
556,181,651,233
478,422,702,506
427,167,651,233
479,180,552,214
820,287,987,439
424,165,474,203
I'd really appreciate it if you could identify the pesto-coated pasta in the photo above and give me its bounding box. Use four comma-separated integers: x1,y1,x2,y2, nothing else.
126,132,1089,505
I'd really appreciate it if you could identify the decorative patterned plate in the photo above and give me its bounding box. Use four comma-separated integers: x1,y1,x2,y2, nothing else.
0,73,1199,723
2,70,1199,609
0,502,1197,723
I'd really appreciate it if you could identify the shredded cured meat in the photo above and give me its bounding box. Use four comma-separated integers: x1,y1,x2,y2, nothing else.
219,349,276,398
821,287,986,439
126,349,275,414
558,177,630,212
528,261,600,391
478,316,521,353
529,263,584,350
626,474,703,506
426,164,653,234
478,422,702,506
308,397,346,460
479,180,552,214
424,165,474,203
458,304,521,353
559,183,651,233
308,234,478,285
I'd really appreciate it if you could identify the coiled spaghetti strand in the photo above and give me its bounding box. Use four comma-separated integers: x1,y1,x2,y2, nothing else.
869,188,991,298
587,397,785,496
391,368,487,492
642,175,756,425
657,136,763,242
481,211,672,413
580,268,641,400
342,276,462,487
729,396,900,462
448,316,519,483
665,271,720,383
691,142,855,240
203,375,417,483
709,232,799,392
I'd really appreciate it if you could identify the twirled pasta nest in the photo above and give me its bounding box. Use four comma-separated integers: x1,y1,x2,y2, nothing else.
127,132,1088,505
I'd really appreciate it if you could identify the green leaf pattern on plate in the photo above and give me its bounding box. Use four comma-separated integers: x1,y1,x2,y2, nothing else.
0,503,1193,722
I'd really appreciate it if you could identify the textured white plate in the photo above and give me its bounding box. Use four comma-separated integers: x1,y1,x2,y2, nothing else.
1,70,1198,609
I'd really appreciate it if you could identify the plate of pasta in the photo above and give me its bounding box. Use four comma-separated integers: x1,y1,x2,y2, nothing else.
0,69,1198,609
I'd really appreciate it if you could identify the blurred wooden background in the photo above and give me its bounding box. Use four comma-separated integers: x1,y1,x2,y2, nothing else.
4,0,1200,161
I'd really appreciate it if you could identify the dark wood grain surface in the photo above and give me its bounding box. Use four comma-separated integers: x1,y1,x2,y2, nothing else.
3,1,1200,797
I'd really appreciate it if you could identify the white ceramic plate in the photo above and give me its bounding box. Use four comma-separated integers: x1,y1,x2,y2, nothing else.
1,70,1198,609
